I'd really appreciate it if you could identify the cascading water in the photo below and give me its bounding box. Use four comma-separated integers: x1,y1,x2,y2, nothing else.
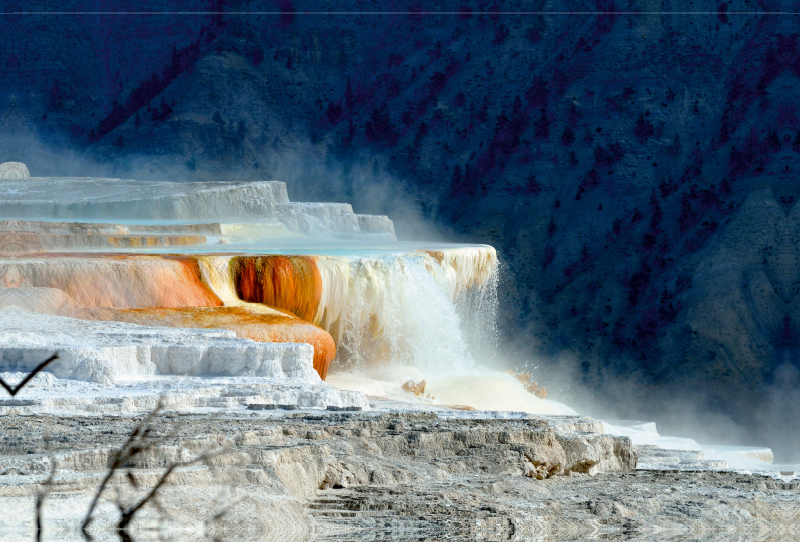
335,253,480,373
452,259,499,367
319,247,574,414
0,165,572,414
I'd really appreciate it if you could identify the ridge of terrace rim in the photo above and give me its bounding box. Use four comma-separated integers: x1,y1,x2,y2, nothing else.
0,178,287,190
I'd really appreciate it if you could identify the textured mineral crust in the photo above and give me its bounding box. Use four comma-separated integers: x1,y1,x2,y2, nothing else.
0,407,635,540
0,306,320,384
0,161,29,180
0,406,796,542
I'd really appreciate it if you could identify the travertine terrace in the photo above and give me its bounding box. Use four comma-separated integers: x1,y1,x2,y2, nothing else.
0,164,655,540
0,164,504,403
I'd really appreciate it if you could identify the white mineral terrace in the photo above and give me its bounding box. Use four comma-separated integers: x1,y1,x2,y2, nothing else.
0,176,396,238
0,307,319,384
0,165,789,479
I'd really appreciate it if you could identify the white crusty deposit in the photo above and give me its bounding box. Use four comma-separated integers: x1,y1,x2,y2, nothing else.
0,161,30,179
0,177,396,239
0,372,369,414
0,306,319,384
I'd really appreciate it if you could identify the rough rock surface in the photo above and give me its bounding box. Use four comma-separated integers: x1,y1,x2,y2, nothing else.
0,373,369,414
0,285,338,379
0,408,639,541
0,407,796,541
87,305,338,380
0,162,29,180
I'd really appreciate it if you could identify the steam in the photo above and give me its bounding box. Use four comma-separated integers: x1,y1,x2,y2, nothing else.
8,103,791,458
518,344,800,463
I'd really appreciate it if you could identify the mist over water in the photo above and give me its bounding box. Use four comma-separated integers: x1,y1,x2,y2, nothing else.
10,8,800,540
322,248,574,415
5,130,790,457
5,129,796,464
0,29,795,464
337,256,474,372
334,253,497,374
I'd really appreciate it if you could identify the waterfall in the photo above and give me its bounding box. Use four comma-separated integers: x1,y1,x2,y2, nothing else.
313,246,573,415
316,246,499,374
194,245,576,414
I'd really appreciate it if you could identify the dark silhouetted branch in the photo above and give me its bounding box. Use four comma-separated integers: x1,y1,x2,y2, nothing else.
35,427,57,542
82,399,229,540
0,353,58,397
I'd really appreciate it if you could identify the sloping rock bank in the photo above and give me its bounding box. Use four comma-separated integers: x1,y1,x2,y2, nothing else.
0,409,634,541
2,408,796,541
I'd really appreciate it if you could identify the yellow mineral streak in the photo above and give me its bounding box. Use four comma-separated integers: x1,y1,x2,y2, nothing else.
219,222,303,239
103,235,207,248
196,255,290,317
197,255,242,305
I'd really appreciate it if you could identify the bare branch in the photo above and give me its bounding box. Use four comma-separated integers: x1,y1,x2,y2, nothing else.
82,398,230,539
35,426,56,542
0,353,58,397
117,446,227,533
82,399,166,534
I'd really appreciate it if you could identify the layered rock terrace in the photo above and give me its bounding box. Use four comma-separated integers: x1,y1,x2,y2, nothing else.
0,168,497,402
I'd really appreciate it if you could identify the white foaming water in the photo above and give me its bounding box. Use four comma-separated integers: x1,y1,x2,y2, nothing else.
326,249,575,415
336,253,476,372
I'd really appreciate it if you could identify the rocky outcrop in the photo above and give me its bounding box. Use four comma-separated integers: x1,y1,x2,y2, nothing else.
0,409,638,539
0,162,29,179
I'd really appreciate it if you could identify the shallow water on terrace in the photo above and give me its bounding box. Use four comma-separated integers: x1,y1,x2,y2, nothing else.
65,240,494,257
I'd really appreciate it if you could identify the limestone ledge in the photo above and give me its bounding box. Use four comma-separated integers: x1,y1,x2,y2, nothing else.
0,410,636,539
0,376,369,414
0,307,319,384
0,178,396,239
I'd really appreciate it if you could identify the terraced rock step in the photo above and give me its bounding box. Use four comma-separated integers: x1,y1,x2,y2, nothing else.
0,178,395,239
0,306,318,383
0,410,637,531
1,409,797,541
635,445,728,471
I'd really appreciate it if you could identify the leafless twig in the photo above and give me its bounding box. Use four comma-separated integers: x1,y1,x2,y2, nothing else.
82,400,167,536
81,399,229,540
0,354,60,538
35,426,57,542
0,353,58,397
115,447,224,540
